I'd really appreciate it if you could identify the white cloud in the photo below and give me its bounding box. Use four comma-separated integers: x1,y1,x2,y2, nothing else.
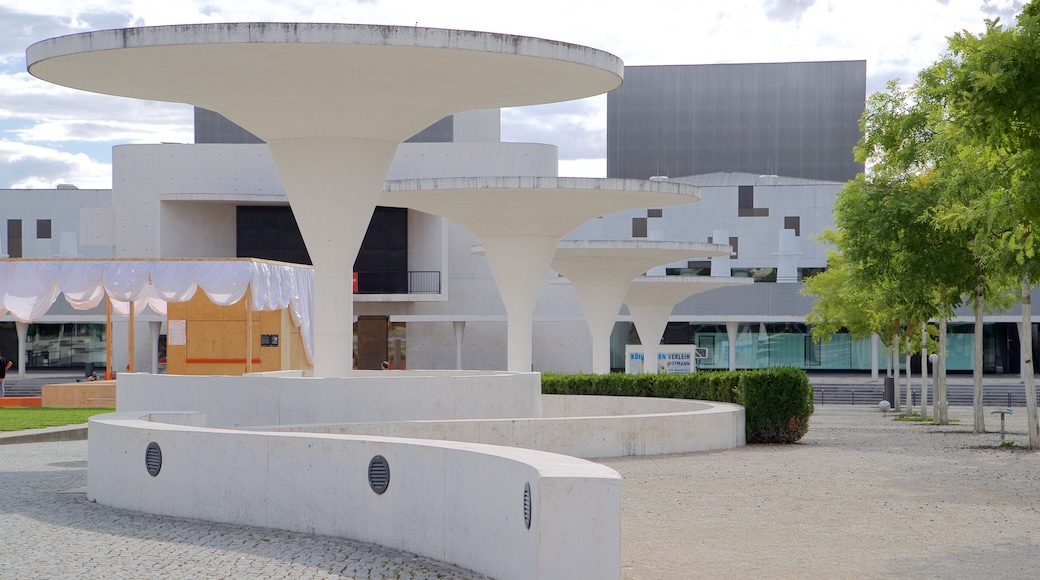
0,139,111,188
559,158,606,179
0,0,1024,189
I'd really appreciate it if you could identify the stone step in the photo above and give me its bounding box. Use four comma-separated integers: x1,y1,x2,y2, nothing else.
812,383,1034,407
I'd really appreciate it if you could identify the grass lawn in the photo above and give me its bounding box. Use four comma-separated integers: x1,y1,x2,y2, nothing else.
0,407,114,432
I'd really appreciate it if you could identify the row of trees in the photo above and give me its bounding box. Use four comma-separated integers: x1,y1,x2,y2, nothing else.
803,3,1040,446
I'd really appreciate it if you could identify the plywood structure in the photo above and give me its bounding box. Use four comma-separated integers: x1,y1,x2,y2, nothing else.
165,293,312,376
41,381,116,407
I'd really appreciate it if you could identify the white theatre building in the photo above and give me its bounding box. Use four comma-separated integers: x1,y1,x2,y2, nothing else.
2,61,1036,377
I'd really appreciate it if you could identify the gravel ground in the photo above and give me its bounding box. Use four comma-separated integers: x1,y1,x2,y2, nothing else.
3,405,1038,579
603,404,1040,579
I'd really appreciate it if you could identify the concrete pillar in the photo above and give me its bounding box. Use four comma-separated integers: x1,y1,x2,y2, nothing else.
775,229,801,283
726,320,739,371
15,321,27,377
571,279,629,375
453,321,466,370
267,137,398,377
149,321,162,374
711,229,730,277
628,303,673,374
480,235,558,372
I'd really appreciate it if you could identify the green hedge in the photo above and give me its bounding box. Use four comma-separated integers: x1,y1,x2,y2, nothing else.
541,367,813,444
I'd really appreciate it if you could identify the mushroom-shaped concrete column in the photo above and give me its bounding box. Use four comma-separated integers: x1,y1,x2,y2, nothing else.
550,240,731,374
27,23,624,376
383,177,699,371
625,275,753,373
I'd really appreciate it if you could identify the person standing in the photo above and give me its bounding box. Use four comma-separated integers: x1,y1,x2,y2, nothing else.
0,352,11,397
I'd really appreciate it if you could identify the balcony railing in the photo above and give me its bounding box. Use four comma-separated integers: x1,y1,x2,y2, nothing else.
354,270,441,295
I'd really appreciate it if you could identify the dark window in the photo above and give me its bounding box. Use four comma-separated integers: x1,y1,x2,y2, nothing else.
7,220,21,258
355,207,409,293
784,216,801,237
647,208,663,218
237,205,409,293
738,186,754,217
37,219,51,239
236,206,310,265
738,185,769,217
632,217,648,238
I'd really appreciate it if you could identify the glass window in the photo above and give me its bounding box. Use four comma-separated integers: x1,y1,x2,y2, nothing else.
37,219,52,239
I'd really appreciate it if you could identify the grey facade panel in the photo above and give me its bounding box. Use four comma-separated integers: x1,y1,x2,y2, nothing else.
195,108,455,144
607,61,866,182
405,116,454,143
194,107,264,144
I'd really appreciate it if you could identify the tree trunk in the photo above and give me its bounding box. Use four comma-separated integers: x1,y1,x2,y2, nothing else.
973,277,986,434
1022,276,1038,448
921,322,929,421
893,332,901,413
905,335,912,414
937,318,949,425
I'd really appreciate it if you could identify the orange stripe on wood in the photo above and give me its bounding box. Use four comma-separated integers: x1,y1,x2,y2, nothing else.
0,397,43,407
185,358,261,364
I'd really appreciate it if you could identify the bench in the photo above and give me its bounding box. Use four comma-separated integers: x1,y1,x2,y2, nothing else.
991,407,1014,441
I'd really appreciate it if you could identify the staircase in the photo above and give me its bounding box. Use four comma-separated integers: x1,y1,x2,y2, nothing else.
812,382,1034,407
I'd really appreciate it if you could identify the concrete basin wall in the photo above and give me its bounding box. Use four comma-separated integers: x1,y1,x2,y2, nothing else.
88,412,622,580
273,395,746,458
116,371,542,428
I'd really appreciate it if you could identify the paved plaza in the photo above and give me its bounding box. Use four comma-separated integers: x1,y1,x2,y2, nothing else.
3,396,1040,579
0,440,488,579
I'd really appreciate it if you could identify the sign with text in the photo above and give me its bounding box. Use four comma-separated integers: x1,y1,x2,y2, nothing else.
624,345,707,374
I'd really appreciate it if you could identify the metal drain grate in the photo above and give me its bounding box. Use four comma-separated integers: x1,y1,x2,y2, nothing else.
523,482,532,529
145,442,162,477
368,455,390,494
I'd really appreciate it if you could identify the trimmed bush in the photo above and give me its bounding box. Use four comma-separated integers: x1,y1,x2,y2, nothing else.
541,367,813,444
736,367,814,444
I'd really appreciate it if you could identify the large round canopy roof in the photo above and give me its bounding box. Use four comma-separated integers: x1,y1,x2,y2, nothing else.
551,240,730,282
381,177,699,238
26,22,624,142
625,275,754,306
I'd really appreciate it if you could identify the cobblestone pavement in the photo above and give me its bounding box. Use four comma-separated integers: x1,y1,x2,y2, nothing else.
0,441,488,580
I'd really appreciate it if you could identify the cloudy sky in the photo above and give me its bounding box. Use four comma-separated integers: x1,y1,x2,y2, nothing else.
0,0,1025,189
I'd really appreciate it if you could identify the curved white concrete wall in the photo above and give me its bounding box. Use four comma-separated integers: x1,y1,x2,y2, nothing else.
88,413,621,580
116,371,542,428
273,395,746,458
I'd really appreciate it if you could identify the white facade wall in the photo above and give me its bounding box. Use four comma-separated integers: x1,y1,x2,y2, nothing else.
564,181,839,273
0,121,849,375
0,188,112,258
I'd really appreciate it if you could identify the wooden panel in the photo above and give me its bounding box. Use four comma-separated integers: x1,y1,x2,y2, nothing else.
357,316,388,370
40,382,116,407
164,290,310,375
188,320,247,359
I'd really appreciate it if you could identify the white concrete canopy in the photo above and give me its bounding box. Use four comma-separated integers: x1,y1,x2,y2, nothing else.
624,275,753,374
549,240,731,374
382,177,700,371
26,23,624,376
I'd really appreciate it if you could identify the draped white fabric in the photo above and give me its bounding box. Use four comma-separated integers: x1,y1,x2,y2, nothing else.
0,261,314,364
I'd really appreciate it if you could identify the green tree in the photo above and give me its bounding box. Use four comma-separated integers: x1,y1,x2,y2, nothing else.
921,5,1040,444
806,81,978,421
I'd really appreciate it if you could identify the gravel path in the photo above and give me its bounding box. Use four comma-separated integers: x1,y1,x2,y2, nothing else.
603,404,1040,579
3,405,1038,579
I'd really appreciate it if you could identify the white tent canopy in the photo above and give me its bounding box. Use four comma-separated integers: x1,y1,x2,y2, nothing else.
0,259,314,364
